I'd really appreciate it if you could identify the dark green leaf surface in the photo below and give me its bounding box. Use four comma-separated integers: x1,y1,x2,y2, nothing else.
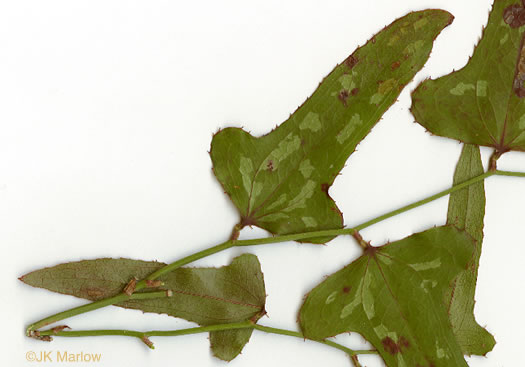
211,10,453,243
446,144,495,356
20,254,266,361
412,0,525,153
300,227,472,367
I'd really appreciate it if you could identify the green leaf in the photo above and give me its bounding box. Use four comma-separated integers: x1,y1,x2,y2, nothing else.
299,227,472,367
446,144,496,356
211,10,453,243
20,254,266,361
411,0,525,153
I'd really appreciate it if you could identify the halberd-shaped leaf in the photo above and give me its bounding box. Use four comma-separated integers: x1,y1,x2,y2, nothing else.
299,227,472,367
412,0,525,153
211,10,453,242
446,144,496,356
20,254,266,361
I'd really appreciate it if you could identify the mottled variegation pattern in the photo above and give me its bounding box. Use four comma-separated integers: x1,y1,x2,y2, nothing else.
412,0,525,152
300,227,473,367
211,10,453,242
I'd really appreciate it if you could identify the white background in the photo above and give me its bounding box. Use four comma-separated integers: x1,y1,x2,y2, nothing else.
1,0,524,366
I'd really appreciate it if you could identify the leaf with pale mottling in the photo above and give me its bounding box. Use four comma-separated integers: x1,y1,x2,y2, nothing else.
20,254,266,361
446,144,495,356
300,227,472,367
211,10,453,243
412,0,525,153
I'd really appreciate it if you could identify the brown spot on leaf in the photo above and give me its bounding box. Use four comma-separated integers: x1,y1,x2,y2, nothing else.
382,336,400,355
338,89,350,106
345,55,359,69
504,4,525,28
342,286,351,293
321,183,330,194
381,336,410,355
84,287,105,299
267,160,274,171
391,61,401,70
350,87,359,96
399,336,410,351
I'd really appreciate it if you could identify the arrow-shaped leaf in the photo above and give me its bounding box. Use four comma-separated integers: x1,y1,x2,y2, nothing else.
20,254,266,361
412,0,525,153
211,10,453,243
299,227,472,367
446,144,496,356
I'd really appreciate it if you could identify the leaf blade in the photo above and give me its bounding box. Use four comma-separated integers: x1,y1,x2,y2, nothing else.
411,0,525,152
446,144,496,356
299,227,472,367
20,254,266,361
211,10,454,243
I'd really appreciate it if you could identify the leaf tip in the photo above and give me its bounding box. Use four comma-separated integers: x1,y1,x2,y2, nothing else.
447,12,455,26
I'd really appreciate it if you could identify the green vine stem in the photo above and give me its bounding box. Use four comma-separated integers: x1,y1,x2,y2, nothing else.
26,290,174,337
35,321,377,357
25,169,525,335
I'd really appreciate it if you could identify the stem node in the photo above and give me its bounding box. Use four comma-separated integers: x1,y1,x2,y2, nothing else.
352,231,369,250
489,150,503,171
141,335,155,349
123,277,138,296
